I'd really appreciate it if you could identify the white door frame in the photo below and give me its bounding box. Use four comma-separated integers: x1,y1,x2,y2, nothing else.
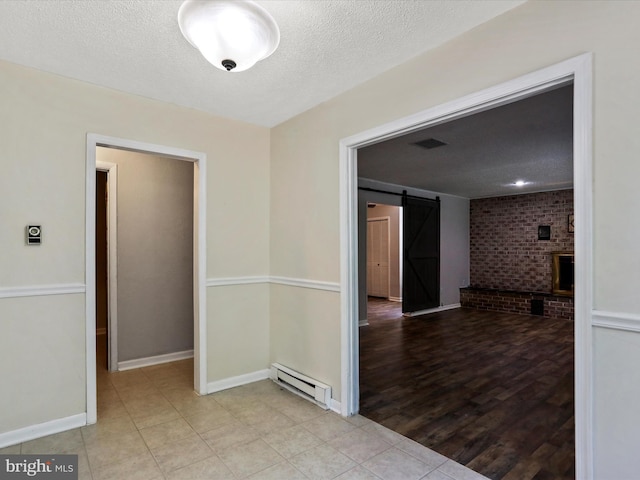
339,53,593,478
95,161,119,372
86,134,208,425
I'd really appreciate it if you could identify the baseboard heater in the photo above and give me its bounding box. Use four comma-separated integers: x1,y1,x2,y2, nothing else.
270,363,331,410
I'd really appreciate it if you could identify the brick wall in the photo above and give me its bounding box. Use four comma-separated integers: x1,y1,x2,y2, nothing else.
470,189,574,293
460,288,574,320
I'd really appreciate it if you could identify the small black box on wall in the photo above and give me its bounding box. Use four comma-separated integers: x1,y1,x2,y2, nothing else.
531,298,544,316
537,225,551,241
26,225,42,245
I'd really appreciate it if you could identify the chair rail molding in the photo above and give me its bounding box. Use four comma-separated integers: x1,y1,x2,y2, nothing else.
0,284,86,299
206,276,340,292
592,310,640,333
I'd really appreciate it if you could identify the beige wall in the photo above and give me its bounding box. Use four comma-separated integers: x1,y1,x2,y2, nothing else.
270,284,340,391
208,285,270,381
0,60,270,434
270,1,640,475
0,295,85,432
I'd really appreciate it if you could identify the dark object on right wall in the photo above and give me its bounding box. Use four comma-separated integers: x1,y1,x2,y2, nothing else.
553,252,575,296
538,225,551,240
531,298,545,316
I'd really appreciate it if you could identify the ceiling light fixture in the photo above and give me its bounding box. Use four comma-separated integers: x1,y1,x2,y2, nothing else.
178,0,280,72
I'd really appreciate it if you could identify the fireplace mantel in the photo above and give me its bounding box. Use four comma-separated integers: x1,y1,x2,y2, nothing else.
552,251,574,297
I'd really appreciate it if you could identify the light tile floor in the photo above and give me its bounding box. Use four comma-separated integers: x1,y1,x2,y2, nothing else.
1,359,490,480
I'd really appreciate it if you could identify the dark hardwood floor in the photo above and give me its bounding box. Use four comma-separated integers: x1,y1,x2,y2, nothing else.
359,298,574,480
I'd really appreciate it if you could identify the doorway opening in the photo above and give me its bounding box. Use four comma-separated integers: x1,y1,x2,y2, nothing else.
367,215,391,301
85,134,208,425
95,148,195,375
363,203,403,327
360,88,576,475
95,170,109,370
340,54,593,478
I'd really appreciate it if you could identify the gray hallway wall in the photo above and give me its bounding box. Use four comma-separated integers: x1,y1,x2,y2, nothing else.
97,147,194,363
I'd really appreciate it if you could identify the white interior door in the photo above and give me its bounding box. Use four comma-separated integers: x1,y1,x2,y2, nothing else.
367,217,390,298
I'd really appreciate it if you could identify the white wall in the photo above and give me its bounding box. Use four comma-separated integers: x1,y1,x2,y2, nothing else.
593,327,640,480
0,59,270,435
270,1,640,475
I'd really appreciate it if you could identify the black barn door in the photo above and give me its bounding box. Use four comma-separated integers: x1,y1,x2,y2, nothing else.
402,195,440,313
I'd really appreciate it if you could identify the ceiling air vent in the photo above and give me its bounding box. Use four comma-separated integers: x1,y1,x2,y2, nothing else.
413,138,447,149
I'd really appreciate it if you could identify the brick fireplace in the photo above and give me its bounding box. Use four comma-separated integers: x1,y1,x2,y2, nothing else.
461,189,574,320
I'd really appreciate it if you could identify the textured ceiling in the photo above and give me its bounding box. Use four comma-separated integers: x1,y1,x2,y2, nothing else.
358,85,574,199
0,0,525,127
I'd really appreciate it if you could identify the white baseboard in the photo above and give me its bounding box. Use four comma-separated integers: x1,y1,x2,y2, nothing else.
388,297,402,303
205,369,343,415
330,398,342,415
403,303,461,317
118,350,194,371
96,327,106,336
0,413,86,449
207,369,271,394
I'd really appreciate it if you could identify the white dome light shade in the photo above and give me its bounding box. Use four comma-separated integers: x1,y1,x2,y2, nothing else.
178,0,280,72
